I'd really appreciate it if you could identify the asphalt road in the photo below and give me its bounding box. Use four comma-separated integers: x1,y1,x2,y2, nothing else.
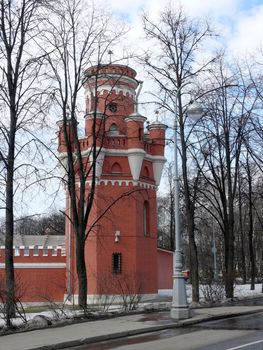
67,312,263,350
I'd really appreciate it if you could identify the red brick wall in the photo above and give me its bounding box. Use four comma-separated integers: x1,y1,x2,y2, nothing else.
66,183,159,296
0,248,66,302
157,248,173,289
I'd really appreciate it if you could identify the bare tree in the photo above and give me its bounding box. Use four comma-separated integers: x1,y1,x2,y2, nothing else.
42,0,128,309
237,166,247,284
13,212,65,236
244,154,256,290
142,6,217,302
0,0,49,325
193,57,262,298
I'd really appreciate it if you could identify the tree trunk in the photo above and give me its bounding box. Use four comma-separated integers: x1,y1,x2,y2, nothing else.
5,143,16,324
76,232,87,309
224,125,235,299
224,221,235,299
248,167,255,290
188,208,199,302
170,191,175,250
249,225,256,290
238,190,246,284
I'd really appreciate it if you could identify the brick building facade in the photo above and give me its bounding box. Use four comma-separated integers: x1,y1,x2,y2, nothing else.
0,64,173,303
58,64,167,301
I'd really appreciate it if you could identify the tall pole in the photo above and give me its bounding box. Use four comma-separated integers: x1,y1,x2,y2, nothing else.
212,219,218,281
171,87,190,320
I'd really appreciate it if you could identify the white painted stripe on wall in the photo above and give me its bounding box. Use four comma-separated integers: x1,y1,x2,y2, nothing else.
0,263,66,269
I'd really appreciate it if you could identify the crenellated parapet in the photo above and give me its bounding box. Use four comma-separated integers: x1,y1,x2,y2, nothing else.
84,64,138,118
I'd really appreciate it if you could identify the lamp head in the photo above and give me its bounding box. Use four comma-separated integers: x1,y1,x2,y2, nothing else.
187,101,204,121
115,230,120,243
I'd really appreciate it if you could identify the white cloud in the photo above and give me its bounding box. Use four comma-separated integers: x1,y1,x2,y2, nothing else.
101,0,263,57
96,0,263,117
228,4,263,55
106,0,241,20
182,0,240,18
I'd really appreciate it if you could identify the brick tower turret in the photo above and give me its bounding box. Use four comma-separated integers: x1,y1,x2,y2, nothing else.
59,64,167,301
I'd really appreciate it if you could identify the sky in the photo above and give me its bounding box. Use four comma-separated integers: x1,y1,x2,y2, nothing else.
38,0,263,214
3,0,263,219
104,0,263,58
94,0,263,121
100,0,263,196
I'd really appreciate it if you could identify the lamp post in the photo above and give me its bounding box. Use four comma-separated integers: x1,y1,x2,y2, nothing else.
171,89,203,320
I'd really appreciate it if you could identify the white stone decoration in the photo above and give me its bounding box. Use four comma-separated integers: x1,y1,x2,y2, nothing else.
127,148,146,181
125,113,147,123
92,149,105,179
152,156,167,186
81,147,105,180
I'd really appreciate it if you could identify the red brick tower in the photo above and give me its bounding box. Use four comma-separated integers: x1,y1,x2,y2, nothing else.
59,64,166,301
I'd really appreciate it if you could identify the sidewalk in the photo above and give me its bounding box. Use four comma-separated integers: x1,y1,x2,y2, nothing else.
1,305,263,350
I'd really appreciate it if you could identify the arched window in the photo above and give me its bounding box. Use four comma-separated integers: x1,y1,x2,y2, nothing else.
107,123,120,136
111,162,122,174
142,166,150,178
108,123,119,136
109,123,118,132
143,201,150,236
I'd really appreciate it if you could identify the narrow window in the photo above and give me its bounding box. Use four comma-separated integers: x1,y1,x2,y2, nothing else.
139,128,143,140
143,166,150,178
111,162,122,174
14,246,20,256
24,246,29,256
143,201,150,236
112,253,122,273
109,123,118,131
33,245,39,256
108,123,119,136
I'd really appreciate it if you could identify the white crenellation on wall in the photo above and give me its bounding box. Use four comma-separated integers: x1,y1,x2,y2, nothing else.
80,180,156,190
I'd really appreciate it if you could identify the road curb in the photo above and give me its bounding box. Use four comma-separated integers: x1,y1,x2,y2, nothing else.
28,308,263,350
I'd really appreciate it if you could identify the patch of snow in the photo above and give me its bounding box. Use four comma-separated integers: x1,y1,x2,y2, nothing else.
0,283,262,329
159,283,263,302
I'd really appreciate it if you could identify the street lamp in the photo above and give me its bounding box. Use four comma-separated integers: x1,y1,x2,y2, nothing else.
171,91,203,320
